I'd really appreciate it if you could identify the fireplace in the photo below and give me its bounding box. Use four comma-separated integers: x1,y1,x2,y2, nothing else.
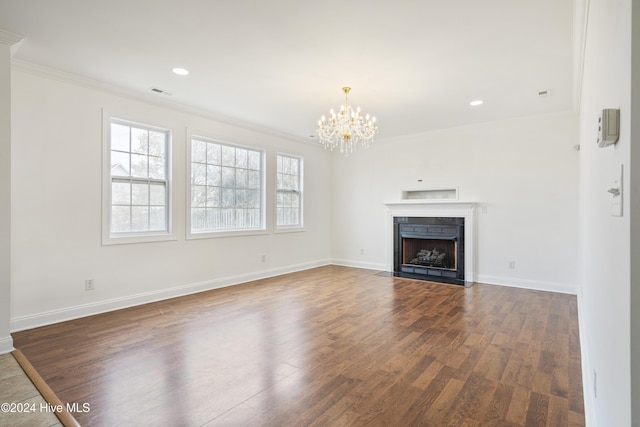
394,216,465,285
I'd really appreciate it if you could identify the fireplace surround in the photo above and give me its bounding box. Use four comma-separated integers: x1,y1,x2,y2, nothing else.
394,216,465,284
384,202,476,286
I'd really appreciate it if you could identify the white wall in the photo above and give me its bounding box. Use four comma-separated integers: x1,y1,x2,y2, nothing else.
631,0,640,422
0,41,13,354
331,112,580,294
578,0,633,425
9,65,332,329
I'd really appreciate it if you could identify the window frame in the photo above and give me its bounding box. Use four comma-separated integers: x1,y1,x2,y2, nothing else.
101,111,176,245
275,153,304,232
186,134,267,240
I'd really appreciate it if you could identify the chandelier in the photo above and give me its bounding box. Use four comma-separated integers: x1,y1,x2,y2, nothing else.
316,87,378,155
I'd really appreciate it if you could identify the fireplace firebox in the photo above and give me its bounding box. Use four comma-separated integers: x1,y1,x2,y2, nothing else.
393,216,465,285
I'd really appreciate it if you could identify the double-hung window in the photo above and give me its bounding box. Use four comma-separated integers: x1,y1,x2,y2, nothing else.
276,154,303,229
103,118,172,244
189,137,265,236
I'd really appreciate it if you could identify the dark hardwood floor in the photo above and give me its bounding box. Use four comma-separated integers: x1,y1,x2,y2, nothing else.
12,266,585,426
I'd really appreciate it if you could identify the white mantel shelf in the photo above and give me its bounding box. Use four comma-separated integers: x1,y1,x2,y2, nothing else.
384,201,477,285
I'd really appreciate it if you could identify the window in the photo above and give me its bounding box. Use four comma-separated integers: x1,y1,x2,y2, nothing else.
190,137,265,235
276,154,303,228
103,117,173,244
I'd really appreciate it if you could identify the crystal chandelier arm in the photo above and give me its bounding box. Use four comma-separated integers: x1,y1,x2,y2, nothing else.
315,86,378,155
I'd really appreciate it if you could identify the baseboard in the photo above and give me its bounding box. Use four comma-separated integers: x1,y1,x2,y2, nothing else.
329,258,387,271
11,259,331,332
577,291,597,427
328,261,579,295
476,274,579,295
0,335,14,355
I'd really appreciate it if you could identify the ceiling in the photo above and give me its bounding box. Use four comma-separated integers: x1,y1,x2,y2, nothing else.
0,0,578,143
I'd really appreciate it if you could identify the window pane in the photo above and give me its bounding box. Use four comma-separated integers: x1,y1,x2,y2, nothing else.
112,182,130,205
192,163,206,185
191,208,206,230
221,167,235,187
248,170,260,188
192,185,206,208
192,139,207,163
150,183,166,206
131,154,148,178
206,187,220,207
111,151,130,176
149,207,166,231
247,189,260,208
236,189,248,207
131,128,148,154
111,123,130,152
111,206,130,232
248,151,260,170
206,165,221,186
236,169,248,188
220,209,235,229
149,155,165,180
221,188,235,207
149,131,166,157
132,183,149,205
207,143,221,164
207,208,224,229
131,206,149,231
235,149,248,168
221,145,235,166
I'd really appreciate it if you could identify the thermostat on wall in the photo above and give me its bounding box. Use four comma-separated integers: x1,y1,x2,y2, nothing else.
597,109,620,147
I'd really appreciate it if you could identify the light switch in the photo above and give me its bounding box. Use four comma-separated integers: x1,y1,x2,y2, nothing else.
610,164,623,216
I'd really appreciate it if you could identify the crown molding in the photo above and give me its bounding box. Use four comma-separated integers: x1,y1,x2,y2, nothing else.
11,59,317,146
0,28,24,46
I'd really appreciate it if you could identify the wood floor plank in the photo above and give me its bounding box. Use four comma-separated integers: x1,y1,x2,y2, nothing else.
12,266,584,426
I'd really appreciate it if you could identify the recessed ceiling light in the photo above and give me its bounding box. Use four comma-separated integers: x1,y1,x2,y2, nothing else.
469,100,484,106
172,67,189,76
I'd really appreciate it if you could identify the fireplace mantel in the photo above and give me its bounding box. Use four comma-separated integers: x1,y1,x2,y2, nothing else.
384,201,476,285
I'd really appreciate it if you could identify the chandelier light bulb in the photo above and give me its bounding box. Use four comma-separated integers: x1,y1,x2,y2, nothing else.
315,87,378,156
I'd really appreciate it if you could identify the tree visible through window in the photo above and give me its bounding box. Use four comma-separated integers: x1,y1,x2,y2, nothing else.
276,154,302,228
110,120,169,234
190,138,264,233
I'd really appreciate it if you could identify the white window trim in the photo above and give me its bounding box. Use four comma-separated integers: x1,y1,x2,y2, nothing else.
275,152,305,233
101,109,177,245
186,133,267,240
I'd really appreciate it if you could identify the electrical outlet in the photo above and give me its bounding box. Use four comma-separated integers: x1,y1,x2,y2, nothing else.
360,248,364,255
261,255,266,262
85,279,94,291
508,261,516,269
